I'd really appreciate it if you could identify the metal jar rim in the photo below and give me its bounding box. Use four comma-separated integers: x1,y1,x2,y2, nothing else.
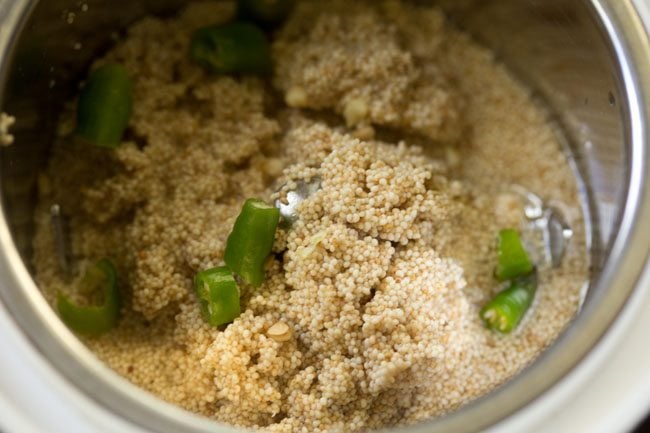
0,1,648,432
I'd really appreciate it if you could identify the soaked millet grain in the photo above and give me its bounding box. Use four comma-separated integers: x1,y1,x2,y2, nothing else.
33,1,588,432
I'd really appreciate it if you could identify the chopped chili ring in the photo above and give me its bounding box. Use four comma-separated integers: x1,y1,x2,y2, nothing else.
57,258,120,336
194,266,241,327
480,270,537,333
76,63,133,148
224,198,279,287
190,22,272,75
494,228,533,281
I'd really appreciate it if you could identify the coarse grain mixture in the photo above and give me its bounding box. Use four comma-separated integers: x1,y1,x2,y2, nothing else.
32,1,588,432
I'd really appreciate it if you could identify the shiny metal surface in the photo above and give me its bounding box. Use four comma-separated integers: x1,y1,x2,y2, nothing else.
0,0,648,432
274,177,322,227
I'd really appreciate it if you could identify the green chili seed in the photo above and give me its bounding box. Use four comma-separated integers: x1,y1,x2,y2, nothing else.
224,198,280,287
237,0,294,27
76,63,133,148
57,258,120,337
494,228,533,281
480,271,537,333
194,266,241,327
190,22,272,75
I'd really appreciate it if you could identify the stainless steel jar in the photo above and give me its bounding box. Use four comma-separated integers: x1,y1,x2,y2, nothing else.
0,1,648,432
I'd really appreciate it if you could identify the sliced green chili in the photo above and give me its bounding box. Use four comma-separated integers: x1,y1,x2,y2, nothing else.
494,228,533,281
194,266,240,327
76,63,133,148
224,198,279,287
57,258,120,337
480,271,537,333
189,22,272,75
237,0,294,27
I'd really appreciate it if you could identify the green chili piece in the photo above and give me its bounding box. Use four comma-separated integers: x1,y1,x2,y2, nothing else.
494,228,533,281
57,258,120,337
76,63,133,148
237,0,294,27
194,266,241,327
480,271,537,333
190,22,272,75
224,198,279,287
